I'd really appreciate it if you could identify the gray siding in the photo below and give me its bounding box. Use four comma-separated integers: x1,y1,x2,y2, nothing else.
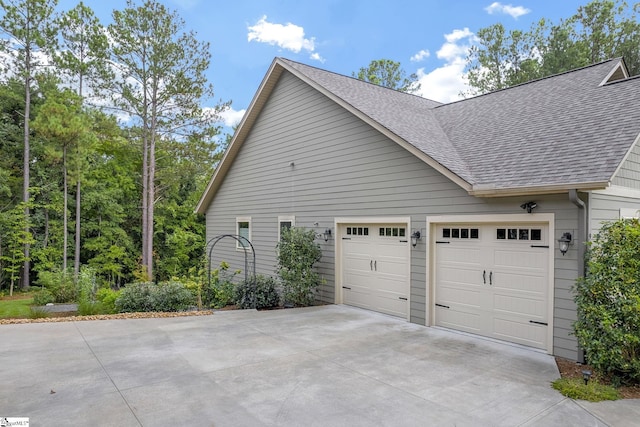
612,140,640,190
590,192,640,236
205,71,582,359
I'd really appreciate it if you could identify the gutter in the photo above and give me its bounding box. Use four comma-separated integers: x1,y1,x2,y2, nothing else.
569,189,587,364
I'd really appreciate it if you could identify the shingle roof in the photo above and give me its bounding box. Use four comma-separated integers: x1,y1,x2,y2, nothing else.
279,57,640,194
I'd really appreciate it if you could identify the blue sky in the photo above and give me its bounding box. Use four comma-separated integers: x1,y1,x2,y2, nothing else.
57,0,590,131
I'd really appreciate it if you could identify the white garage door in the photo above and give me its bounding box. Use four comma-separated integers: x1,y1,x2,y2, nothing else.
341,224,410,318
435,223,550,350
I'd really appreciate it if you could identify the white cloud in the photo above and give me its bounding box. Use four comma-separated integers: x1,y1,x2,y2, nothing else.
410,49,430,62
414,28,477,103
484,2,531,19
248,15,323,62
219,106,246,127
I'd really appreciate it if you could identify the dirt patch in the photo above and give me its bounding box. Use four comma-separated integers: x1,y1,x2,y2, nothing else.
555,357,640,399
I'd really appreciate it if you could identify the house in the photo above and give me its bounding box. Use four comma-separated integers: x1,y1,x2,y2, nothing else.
196,57,640,360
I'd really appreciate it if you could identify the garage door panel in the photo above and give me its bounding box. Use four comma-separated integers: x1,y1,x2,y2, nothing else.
493,272,547,294
436,306,482,333
493,294,546,318
437,246,482,265
493,317,546,348
376,293,408,317
492,250,546,270
438,285,482,308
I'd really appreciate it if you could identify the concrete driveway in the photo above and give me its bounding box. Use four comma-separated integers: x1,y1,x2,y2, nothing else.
2,305,638,426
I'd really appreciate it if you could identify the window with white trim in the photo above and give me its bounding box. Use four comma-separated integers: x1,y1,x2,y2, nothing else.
278,215,295,240
236,217,251,250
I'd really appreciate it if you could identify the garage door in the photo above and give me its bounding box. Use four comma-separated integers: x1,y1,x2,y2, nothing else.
341,224,410,318
434,223,549,349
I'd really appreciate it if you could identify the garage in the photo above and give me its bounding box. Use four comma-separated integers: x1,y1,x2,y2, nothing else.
434,222,551,350
340,223,410,319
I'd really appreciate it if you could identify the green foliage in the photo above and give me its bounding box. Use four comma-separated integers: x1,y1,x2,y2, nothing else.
574,218,640,384
551,377,620,401
353,59,421,93
276,227,322,307
0,295,34,319
37,269,78,303
235,275,281,310
32,289,54,305
114,281,195,313
201,262,238,308
465,0,640,96
95,287,119,314
29,306,49,319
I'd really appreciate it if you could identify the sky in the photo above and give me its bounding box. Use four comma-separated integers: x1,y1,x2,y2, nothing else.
55,0,591,132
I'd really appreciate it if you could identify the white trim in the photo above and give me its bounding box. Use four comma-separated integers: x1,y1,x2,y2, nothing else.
609,131,640,188
592,185,640,199
600,60,629,86
277,215,296,240
334,216,412,321
236,216,252,251
425,213,555,354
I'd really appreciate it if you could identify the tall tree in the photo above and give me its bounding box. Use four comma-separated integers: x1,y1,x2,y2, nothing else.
106,0,226,280
353,59,421,93
55,1,110,279
465,0,640,95
0,0,58,289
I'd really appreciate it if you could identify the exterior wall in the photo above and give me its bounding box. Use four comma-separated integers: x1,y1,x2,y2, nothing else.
612,140,640,190
590,189,640,236
204,71,582,359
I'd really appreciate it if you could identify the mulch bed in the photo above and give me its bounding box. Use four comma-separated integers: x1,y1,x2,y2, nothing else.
0,310,214,325
555,357,640,399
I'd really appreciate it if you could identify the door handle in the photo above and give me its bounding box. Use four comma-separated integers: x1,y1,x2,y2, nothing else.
489,271,493,285
370,260,373,270
374,260,377,271
483,270,486,284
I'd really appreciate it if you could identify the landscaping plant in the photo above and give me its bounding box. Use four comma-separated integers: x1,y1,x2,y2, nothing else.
276,227,322,307
235,274,280,309
574,218,640,385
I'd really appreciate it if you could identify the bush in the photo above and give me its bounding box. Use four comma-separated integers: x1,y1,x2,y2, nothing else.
96,288,120,314
235,275,281,309
277,227,322,307
574,218,640,384
115,281,196,313
37,269,77,303
201,262,239,308
32,289,54,306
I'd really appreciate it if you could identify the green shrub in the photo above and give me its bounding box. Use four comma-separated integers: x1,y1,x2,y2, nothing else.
96,288,120,314
29,306,49,319
201,262,239,308
115,281,195,313
115,282,156,313
32,289,54,306
37,269,77,303
277,227,322,307
574,218,640,384
235,275,281,309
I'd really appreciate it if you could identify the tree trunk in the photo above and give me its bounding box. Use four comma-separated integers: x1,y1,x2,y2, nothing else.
22,53,31,290
63,143,68,272
141,130,149,277
146,131,155,280
74,178,81,279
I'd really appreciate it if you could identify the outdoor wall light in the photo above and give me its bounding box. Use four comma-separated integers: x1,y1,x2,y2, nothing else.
558,232,573,256
520,201,538,213
323,228,332,242
582,369,592,385
411,231,421,247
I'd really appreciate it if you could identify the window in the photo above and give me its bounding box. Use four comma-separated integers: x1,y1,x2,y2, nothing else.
379,227,406,237
347,226,369,236
236,217,251,250
496,227,543,241
278,216,295,240
442,228,479,239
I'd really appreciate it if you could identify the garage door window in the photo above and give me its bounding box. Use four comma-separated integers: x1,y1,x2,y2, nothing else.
496,228,542,241
346,227,368,236
442,228,479,239
379,227,405,237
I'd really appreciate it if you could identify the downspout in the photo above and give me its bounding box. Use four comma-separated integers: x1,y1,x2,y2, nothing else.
569,189,587,363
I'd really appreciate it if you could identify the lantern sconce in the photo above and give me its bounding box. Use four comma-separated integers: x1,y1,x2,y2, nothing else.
323,228,332,242
557,232,573,256
410,231,421,247
520,201,538,213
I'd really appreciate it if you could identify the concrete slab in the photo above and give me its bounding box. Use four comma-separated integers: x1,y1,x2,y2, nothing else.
0,305,635,426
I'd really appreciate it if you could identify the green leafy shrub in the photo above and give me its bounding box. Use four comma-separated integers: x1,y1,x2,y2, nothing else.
32,289,54,306
115,281,195,313
201,262,239,308
37,269,78,303
235,275,281,309
277,227,322,307
574,218,640,384
95,288,120,314
552,378,620,402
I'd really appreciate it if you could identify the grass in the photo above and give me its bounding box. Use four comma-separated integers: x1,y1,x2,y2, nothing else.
0,294,36,319
552,377,621,402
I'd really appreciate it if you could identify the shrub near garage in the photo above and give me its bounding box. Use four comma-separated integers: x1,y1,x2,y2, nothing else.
235,275,281,309
115,281,195,313
574,218,640,385
277,227,322,307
